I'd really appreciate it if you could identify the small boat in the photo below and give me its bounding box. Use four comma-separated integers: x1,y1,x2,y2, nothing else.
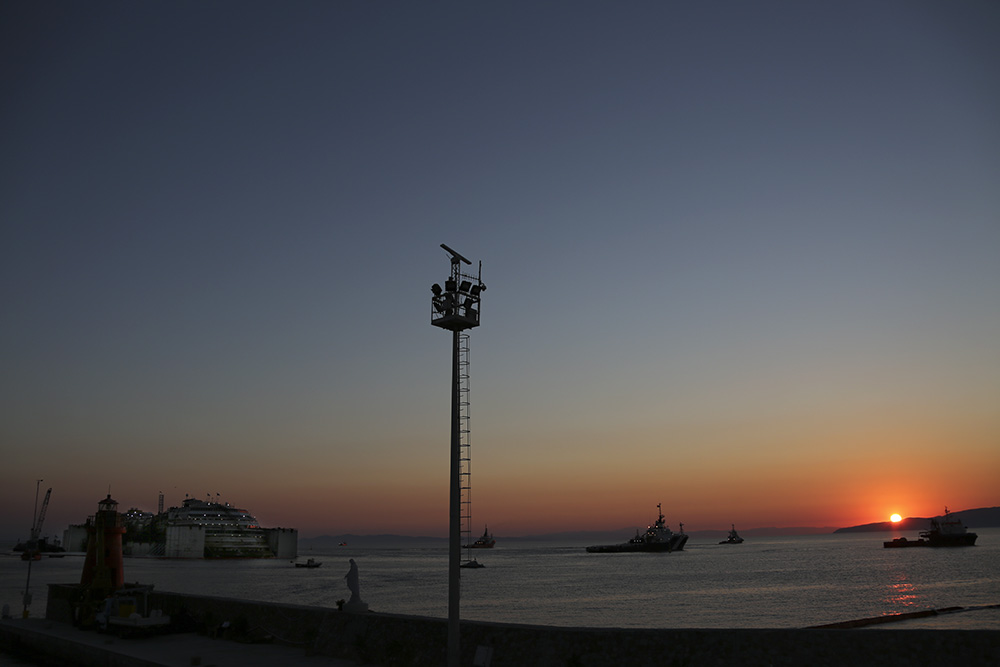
338,541,348,547
295,558,322,568
587,503,688,553
465,526,495,549
460,559,485,569
719,524,744,544
883,508,978,548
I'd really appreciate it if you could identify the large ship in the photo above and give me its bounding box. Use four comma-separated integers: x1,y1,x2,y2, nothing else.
166,497,274,558
587,504,688,553
883,508,978,548
66,494,298,559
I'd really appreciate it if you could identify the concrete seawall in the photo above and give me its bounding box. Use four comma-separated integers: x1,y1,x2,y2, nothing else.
17,584,999,666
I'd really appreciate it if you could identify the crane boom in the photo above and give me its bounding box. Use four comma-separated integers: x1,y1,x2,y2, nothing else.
31,488,51,541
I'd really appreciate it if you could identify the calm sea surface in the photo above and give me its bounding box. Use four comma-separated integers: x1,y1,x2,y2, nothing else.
3,530,998,629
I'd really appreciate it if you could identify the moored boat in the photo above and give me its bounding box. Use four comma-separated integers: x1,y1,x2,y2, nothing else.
295,557,322,568
587,504,687,553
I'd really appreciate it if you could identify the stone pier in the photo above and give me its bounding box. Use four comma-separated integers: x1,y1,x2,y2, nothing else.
8,584,995,666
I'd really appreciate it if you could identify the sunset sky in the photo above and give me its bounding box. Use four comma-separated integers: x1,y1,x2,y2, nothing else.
2,1,998,541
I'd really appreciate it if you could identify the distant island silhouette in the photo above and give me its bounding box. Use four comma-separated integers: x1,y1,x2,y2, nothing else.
833,506,1000,533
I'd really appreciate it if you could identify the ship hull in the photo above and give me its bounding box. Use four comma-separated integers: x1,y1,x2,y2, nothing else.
884,534,977,548
927,533,977,547
203,533,273,558
884,537,929,548
587,534,688,553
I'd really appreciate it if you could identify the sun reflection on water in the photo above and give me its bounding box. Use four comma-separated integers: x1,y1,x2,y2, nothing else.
883,573,919,610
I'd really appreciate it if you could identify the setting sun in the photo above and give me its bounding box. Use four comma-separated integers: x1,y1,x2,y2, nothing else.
890,514,902,523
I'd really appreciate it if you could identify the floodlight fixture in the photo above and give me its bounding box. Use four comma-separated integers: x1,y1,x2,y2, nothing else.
458,280,471,293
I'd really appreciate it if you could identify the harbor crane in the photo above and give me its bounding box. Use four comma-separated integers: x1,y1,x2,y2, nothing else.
22,482,50,616
31,488,51,543
22,487,51,561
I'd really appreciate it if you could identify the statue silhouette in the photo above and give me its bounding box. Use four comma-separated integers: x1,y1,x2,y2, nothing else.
345,558,361,603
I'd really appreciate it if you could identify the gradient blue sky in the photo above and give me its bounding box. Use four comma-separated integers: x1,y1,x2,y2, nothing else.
2,1,998,540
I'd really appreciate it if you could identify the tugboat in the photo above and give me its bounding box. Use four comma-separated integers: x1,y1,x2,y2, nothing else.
294,557,322,568
465,526,496,549
587,504,688,553
719,524,744,544
883,508,978,548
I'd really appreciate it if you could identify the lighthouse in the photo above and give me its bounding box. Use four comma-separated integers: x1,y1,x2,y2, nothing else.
80,494,126,593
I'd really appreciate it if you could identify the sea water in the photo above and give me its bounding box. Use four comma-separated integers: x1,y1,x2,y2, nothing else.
2,530,998,629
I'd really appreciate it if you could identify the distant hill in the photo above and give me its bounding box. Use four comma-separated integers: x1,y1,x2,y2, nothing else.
834,506,1000,533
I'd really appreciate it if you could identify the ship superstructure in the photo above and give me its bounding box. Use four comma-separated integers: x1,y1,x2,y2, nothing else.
167,497,273,558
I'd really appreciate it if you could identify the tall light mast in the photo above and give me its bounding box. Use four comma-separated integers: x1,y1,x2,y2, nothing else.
430,244,485,667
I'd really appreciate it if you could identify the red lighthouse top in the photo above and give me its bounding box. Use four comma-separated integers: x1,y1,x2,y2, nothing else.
98,494,118,512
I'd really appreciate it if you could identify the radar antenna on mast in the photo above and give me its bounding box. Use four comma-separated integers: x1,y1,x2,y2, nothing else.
440,243,472,265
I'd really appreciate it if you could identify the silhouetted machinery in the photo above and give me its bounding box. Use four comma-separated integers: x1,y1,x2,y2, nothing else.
20,487,51,561
431,243,485,332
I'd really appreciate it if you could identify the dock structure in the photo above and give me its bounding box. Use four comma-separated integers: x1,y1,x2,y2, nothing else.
0,616,366,667
1,584,996,667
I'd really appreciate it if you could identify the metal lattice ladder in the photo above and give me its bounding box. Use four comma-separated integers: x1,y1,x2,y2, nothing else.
458,333,476,565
